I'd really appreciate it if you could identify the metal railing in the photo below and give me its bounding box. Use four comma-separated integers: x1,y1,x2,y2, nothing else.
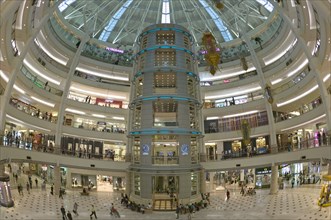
206,135,330,162
1,135,329,164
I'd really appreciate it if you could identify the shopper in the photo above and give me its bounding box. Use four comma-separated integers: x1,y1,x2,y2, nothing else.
226,189,230,201
73,202,79,216
26,182,30,194
176,205,180,219
60,205,66,220
59,189,64,199
90,204,97,219
35,178,38,188
66,211,73,220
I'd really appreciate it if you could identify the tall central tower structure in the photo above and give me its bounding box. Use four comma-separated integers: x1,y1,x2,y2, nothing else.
127,24,205,207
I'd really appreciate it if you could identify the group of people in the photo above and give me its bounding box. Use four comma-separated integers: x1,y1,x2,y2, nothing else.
120,193,149,214
60,202,78,220
16,173,44,196
60,203,121,219
240,185,256,196
175,200,210,219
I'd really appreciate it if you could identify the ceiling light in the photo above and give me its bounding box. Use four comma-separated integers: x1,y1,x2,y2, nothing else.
6,114,51,132
205,86,261,100
206,116,219,120
70,86,126,100
281,114,326,132
92,114,106,118
65,108,86,115
223,110,259,118
13,85,26,94
276,85,318,107
113,116,125,120
31,96,55,107
23,59,61,85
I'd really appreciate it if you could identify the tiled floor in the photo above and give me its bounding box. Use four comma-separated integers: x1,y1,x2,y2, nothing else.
1,174,330,220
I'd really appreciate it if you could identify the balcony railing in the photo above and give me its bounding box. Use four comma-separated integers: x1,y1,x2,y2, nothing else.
1,135,329,164
152,156,179,165
206,136,330,161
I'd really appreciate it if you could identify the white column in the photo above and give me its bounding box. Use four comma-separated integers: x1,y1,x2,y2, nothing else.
269,164,278,195
242,35,277,149
200,169,206,194
66,169,72,190
54,165,61,195
54,35,90,149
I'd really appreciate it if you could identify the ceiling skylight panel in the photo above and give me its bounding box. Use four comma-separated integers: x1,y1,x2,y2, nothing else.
161,0,171,24
98,0,133,42
198,0,233,42
58,0,76,12
255,0,274,12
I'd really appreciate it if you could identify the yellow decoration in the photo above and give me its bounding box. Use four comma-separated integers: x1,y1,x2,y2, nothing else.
215,3,224,10
241,119,251,146
202,32,221,75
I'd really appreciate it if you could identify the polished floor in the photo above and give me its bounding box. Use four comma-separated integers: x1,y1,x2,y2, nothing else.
1,174,330,220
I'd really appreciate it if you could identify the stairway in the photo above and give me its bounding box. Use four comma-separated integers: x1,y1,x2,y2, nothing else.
153,199,176,211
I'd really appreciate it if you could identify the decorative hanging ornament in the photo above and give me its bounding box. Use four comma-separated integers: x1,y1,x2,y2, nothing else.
213,0,224,10
202,32,221,75
241,119,251,146
265,84,273,104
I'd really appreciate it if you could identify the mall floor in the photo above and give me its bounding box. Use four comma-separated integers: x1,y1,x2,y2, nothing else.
0,173,330,220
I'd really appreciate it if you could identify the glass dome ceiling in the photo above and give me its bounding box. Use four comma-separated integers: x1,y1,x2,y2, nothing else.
58,0,274,46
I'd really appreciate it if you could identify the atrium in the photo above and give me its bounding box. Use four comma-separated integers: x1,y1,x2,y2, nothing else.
0,0,330,219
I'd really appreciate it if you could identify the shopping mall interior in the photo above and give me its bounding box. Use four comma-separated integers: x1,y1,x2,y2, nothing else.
0,0,330,219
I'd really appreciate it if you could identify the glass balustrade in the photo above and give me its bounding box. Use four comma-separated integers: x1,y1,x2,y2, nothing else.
20,65,63,96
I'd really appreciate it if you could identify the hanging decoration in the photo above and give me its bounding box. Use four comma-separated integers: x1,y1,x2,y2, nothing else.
241,119,251,147
265,84,273,104
201,32,220,75
240,56,248,71
213,0,224,10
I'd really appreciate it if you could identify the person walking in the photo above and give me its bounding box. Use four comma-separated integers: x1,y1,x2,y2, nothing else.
226,189,230,201
90,204,97,219
35,178,38,188
50,184,54,195
59,189,64,199
26,182,30,194
176,205,180,219
18,183,23,196
60,205,66,220
66,211,73,220
73,202,79,216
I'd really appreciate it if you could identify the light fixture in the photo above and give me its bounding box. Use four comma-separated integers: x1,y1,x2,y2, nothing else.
31,96,55,107
276,85,318,107
23,59,61,85
92,114,106,118
112,116,125,120
65,108,86,115
223,110,259,118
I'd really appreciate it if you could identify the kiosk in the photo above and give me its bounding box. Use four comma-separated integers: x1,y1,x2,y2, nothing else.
318,175,331,207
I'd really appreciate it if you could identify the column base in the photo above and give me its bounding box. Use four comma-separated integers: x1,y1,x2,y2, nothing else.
200,153,207,162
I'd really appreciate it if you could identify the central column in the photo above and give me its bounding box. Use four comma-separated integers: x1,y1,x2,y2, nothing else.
127,24,204,207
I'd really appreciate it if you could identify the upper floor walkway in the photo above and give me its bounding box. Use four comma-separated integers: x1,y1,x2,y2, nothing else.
1,138,330,173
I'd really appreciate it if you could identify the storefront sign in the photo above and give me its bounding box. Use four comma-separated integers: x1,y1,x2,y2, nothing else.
255,167,272,175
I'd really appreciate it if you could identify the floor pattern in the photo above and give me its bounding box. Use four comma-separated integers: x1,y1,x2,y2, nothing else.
0,175,330,220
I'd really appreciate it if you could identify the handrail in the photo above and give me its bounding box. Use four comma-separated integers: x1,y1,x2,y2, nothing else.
205,135,330,162
1,135,329,164
20,65,63,96
0,135,126,162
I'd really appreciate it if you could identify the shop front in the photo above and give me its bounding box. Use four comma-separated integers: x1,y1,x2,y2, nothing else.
255,167,272,189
